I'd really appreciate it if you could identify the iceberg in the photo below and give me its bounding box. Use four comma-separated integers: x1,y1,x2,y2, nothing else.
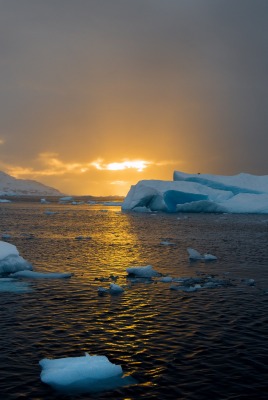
39,352,136,394
0,241,32,274
122,171,268,213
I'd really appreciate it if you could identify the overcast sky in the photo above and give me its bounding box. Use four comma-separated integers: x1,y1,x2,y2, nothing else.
0,0,268,195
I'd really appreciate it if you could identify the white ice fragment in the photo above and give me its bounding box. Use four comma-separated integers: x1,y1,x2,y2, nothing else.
159,276,173,283
187,247,217,261
39,352,123,388
40,198,50,204
44,210,57,215
10,270,72,279
203,253,218,261
126,265,160,278
109,283,124,294
59,196,73,202
187,248,202,260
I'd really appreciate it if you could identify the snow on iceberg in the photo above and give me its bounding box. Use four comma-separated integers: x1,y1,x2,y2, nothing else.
39,352,136,394
122,171,268,214
0,241,32,274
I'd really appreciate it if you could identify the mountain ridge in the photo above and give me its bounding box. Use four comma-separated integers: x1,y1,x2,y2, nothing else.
0,171,64,196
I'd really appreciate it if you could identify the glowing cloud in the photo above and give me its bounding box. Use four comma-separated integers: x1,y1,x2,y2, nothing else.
0,138,5,145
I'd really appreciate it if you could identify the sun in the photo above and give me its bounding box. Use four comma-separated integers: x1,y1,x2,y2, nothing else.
106,161,150,172
91,159,151,172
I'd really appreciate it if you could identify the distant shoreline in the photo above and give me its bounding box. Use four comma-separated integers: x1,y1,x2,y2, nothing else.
0,195,125,203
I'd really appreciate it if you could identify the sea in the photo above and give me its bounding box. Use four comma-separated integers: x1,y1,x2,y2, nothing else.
0,197,267,400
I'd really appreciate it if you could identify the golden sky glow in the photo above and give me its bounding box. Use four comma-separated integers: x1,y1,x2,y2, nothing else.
0,2,268,196
0,153,181,196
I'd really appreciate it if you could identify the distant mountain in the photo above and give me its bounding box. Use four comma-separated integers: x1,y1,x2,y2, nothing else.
0,171,63,196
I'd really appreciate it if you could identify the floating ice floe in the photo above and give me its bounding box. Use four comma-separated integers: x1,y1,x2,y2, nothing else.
122,171,268,213
187,247,217,261
59,196,73,203
109,283,124,294
40,198,50,204
160,241,176,246
98,283,125,296
0,241,32,274
0,277,32,293
170,276,233,292
39,352,136,394
126,265,160,278
159,276,173,283
0,199,11,203
10,270,72,279
170,284,200,292
44,210,57,215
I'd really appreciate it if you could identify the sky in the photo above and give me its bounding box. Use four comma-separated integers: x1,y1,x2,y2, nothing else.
0,0,268,196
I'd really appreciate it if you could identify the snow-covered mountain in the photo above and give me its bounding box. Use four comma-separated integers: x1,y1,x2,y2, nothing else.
0,171,63,196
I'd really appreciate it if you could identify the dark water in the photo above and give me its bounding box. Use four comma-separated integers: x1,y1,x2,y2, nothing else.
0,201,268,400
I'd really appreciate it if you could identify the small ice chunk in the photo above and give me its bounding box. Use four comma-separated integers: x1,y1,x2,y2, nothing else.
40,353,123,385
159,276,173,283
126,265,160,278
10,270,72,279
203,253,218,261
41,198,50,204
109,283,124,294
187,248,202,260
44,210,57,215
187,247,217,261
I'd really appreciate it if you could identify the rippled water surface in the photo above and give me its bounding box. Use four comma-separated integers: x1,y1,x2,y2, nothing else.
0,201,268,399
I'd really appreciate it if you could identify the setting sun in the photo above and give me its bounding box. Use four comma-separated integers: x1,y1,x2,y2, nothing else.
106,161,150,172
91,160,151,172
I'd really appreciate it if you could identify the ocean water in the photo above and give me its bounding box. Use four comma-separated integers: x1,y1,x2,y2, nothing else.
0,200,268,400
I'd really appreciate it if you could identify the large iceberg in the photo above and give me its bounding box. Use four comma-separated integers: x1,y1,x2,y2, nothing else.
0,241,32,274
122,171,268,214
